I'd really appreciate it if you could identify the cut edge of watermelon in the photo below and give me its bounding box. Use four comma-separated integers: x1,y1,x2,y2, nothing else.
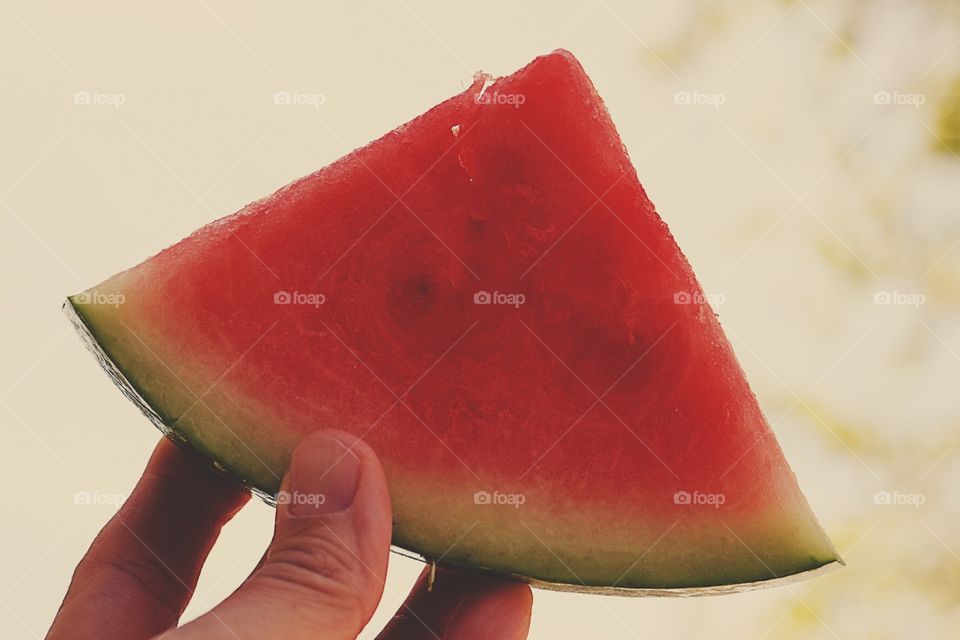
387,546,843,598
64,296,843,596
513,559,844,597
61,299,260,485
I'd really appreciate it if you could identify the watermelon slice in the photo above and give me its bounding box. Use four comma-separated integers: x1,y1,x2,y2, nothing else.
66,50,840,595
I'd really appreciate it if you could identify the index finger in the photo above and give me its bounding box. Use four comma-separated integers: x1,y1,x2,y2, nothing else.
377,565,533,640
46,438,250,640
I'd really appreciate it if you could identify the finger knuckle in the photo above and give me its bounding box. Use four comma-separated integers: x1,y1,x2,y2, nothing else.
80,550,187,617
259,531,375,620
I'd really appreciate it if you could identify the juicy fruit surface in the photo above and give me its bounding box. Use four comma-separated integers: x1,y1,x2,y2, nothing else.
71,50,838,590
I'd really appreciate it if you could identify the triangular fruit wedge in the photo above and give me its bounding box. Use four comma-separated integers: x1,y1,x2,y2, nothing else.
67,50,840,594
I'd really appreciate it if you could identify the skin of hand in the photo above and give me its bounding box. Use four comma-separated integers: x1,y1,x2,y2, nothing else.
46,430,533,639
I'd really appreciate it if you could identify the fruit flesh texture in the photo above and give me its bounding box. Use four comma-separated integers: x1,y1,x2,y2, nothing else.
71,50,838,591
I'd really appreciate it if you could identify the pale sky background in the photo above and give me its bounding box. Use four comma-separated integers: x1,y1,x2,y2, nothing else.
1,1,959,638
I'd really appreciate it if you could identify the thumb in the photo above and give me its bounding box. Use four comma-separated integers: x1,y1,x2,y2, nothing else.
166,430,392,640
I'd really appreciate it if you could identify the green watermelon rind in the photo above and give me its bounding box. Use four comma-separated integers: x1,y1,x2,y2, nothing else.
64,297,275,501
63,296,843,596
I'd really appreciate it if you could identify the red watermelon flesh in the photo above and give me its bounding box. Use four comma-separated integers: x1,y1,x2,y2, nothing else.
66,50,840,593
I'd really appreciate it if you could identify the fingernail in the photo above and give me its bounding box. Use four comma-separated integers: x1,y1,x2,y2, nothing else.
284,434,361,517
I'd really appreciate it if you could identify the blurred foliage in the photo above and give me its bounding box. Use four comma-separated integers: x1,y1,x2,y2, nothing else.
934,74,960,156
668,0,960,637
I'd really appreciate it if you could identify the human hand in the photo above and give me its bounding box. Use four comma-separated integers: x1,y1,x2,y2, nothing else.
46,430,533,639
